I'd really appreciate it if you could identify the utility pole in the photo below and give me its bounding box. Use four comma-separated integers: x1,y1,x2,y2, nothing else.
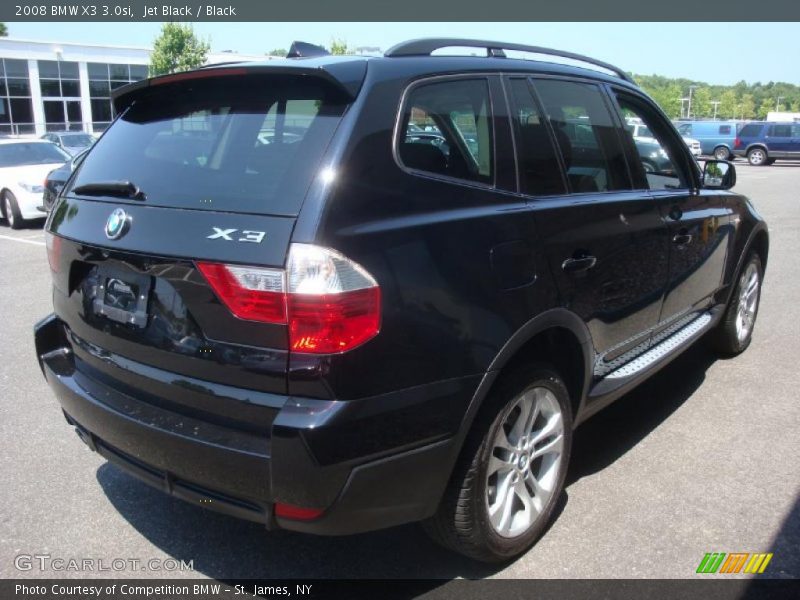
711,101,720,120
687,85,698,119
776,96,784,112
680,97,689,119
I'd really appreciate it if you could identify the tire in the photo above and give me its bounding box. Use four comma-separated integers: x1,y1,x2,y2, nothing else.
713,146,731,161
423,365,572,562
747,147,768,166
2,191,24,230
707,254,762,356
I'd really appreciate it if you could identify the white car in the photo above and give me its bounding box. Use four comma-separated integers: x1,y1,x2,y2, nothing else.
630,122,702,158
0,139,70,229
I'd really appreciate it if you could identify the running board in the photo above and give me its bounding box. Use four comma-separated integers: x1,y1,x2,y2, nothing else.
589,311,714,399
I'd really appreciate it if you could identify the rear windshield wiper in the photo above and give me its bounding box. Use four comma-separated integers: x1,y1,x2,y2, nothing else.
71,181,146,200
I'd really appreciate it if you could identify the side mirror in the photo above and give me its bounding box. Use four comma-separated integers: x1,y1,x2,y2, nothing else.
703,160,736,190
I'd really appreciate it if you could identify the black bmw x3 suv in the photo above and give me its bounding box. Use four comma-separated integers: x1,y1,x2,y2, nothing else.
35,39,768,562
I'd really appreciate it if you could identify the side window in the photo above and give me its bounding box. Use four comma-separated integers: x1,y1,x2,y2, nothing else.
769,124,792,137
738,123,762,138
677,123,692,136
719,125,732,135
792,124,800,138
532,79,630,193
615,93,689,191
507,78,566,196
398,78,493,184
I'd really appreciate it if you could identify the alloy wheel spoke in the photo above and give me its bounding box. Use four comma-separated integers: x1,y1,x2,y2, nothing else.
531,411,562,445
532,432,564,459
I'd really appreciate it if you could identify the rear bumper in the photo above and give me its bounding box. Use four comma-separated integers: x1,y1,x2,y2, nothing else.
35,314,473,535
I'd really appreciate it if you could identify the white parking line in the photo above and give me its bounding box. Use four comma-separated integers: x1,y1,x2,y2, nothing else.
0,234,45,247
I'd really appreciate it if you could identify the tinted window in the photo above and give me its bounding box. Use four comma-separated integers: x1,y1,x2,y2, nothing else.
0,142,70,167
738,123,762,138
533,79,630,193
792,124,800,138
769,124,792,137
616,94,688,191
61,134,94,147
69,75,347,216
507,78,565,196
677,123,692,135
398,78,493,184
719,125,731,135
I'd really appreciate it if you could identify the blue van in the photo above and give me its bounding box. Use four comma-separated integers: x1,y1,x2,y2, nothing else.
675,121,738,160
733,121,800,166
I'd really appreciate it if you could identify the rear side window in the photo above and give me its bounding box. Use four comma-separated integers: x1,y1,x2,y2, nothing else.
0,142,70,167
69,75,347,216
532,79,630,193
719,125,732,135
398,78,493,185
506,78,566,196
738,123,762,138
768,124,792,137
677,123,692,135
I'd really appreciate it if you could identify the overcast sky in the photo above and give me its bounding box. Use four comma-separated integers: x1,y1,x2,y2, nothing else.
7,22,800,85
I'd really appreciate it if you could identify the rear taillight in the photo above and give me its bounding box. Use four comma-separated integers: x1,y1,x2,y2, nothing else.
198,244,381,354
734,137,742,149
45,232,61,274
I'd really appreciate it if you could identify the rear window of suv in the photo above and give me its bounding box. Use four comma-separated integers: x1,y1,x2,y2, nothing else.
738,123,762,138
68,75,348,216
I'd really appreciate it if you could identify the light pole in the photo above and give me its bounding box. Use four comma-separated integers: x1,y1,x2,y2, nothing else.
687,85,698,119
776,96,784,112
680,97,690,118
711,101,720,120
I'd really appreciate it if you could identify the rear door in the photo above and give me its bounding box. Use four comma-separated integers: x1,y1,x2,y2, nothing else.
790,123,800,156
611,89,732,332
47,71,350,400
765,123,793,157
512,76,670,377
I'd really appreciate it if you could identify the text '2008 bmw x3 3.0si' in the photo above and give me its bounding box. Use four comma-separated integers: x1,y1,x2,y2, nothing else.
34,38,768,562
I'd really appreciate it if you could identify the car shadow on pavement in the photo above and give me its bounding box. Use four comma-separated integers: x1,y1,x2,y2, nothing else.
567,342,718,484
96,342,716,581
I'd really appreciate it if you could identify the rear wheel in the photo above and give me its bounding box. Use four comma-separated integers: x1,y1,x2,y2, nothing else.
708,254,762,355
2,191,24,230
713,146,731,161
423,366,572,562
747,147,768,166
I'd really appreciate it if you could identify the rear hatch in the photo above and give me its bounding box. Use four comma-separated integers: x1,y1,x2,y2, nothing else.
47,69,352,412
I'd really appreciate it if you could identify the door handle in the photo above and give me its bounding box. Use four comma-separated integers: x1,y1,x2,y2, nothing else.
562,256,597,273
672,233,693,246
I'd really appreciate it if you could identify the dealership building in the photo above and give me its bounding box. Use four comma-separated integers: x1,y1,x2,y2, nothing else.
0,37,266,137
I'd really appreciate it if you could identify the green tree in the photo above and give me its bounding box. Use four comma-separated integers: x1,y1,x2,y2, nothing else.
0,23,8,37
267,48,287,57
739,94,756,120
646,83,682,119
792,100,800,113
329,38,351,55
718,89,738,119
149,23,210,76
690,87,711,118
756,98,774,119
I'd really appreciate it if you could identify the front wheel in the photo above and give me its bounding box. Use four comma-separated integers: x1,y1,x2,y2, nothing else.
707,254,762,355
747,148,768,166
2,191,24,230
423,366,572,562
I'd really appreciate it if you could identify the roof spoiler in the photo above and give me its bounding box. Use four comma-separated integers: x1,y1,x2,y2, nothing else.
111,60,366,113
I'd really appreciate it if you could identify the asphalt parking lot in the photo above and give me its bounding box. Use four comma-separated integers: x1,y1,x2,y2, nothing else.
0,162,798,581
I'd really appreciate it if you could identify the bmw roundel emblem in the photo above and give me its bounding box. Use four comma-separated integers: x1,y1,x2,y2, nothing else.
105,208,130,240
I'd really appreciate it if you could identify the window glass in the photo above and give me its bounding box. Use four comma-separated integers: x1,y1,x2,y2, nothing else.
0,142,70,167
0,60,33,134
792,124,800,138
507,78,565,196
677,123,692,135
38,60,60,79
738,123,762,137
616,94,688,191
769,124,792,137
59,62,79,80
533,79,630,193
719,125,731,135
3,59,28,78
71,75,347,216
6,78,30,96
398,78,493,184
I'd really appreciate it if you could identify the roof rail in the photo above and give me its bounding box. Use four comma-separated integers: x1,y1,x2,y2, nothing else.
384,38,634,84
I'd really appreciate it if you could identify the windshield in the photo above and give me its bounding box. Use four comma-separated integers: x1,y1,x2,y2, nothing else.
0,143,70,167
61,134,94,147
69,74,348,215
